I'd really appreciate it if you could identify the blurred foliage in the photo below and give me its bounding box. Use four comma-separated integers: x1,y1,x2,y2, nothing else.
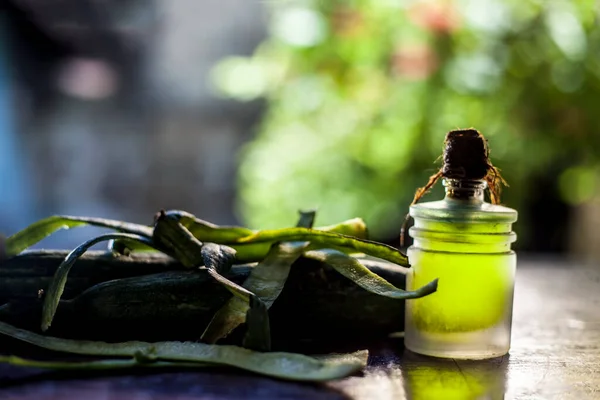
212,0,600,247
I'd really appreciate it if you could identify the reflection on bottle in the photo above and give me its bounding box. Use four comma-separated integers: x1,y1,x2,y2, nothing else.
403,350,507,400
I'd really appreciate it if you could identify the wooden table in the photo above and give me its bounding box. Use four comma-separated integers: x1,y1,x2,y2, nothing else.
1,258,599,399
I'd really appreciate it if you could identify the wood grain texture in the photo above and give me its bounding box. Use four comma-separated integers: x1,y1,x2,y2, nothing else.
1,258,599,399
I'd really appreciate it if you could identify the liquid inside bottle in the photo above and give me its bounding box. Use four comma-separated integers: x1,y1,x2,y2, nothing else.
404,179,517,359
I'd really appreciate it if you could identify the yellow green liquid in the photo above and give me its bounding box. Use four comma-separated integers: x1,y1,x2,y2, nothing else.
407,248,516,333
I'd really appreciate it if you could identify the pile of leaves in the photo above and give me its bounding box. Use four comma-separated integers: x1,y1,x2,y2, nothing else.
0,210,437,381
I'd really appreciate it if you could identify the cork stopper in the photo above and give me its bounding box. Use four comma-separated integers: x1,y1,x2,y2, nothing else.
442,129,490,180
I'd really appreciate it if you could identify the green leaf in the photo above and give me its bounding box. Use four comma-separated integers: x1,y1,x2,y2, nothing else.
201,240,309,344
6,216,154,257
304,249,437,299
315,217,367,238
168,210,367,243
152,211,205,267
0,321,367,381
201,242,237,275
201,242,274,350
236,228,408,266
152,214,270,347
169,210,255,243
242,295,271,352
41,233,157,331
148,209,367,263
0,355,210,370
107,238,157,255
296,209,317,229
107,210,364,259
202,211,313,344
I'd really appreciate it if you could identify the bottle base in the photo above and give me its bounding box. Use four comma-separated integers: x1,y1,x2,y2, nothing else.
404,328,510,360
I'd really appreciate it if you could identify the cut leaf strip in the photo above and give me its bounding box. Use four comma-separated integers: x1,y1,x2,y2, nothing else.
0,355,210,370
0,321,367,381
201,212,312,344
201,243,273,350
237,228,408,266
202,241,309,343
41,233,157,331
6,215,154,257
304,249,437,299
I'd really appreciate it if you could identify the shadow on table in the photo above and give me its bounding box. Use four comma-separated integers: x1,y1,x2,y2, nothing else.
0,366,353,400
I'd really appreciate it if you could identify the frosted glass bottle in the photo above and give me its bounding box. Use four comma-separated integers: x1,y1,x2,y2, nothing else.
404,179,518,359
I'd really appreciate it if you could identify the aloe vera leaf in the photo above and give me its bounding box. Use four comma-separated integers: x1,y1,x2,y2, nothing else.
153,211,205,267
295,209,316,229
41,233,157,331
237,229,408,266
0,355,211,370
168,210,255,242
152,217,254,306
187,211,367,263
316,217,368,238
109,223,367,260
0,321,367,381
201,243,273,350
201,242,271,350
107,238,157,255
242,294,271,352
167,210,368,243
225,241,309,306
304,249,438,299
5,216,154,257
201,212,313,344
200,242,237,275
229,240,367,263
202,241,310,344
115,209,365,258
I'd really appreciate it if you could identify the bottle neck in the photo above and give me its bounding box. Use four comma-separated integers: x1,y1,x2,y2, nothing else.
443,179,486,203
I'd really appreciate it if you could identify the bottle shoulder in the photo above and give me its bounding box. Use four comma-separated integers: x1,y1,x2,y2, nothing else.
409,199,517,223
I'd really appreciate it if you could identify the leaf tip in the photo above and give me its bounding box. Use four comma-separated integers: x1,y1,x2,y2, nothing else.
425,278,439,294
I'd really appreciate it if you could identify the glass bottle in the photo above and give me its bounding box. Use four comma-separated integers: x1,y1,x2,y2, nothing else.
404,178,518,359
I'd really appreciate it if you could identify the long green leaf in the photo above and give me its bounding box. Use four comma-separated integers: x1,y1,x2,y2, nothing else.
6,216,154,257
167,210,368,243
169,210,255,242
304,249,437,299
315,217,368,238
237,228,408,266
0,355,210,370
110,210,367,259
41,233,157,331
0,321,367,381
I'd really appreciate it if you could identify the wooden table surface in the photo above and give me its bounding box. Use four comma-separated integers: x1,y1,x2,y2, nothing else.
1,258,599,399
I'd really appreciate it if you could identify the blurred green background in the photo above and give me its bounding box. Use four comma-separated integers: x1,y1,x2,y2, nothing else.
4,0,600,258
212,0,600,252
